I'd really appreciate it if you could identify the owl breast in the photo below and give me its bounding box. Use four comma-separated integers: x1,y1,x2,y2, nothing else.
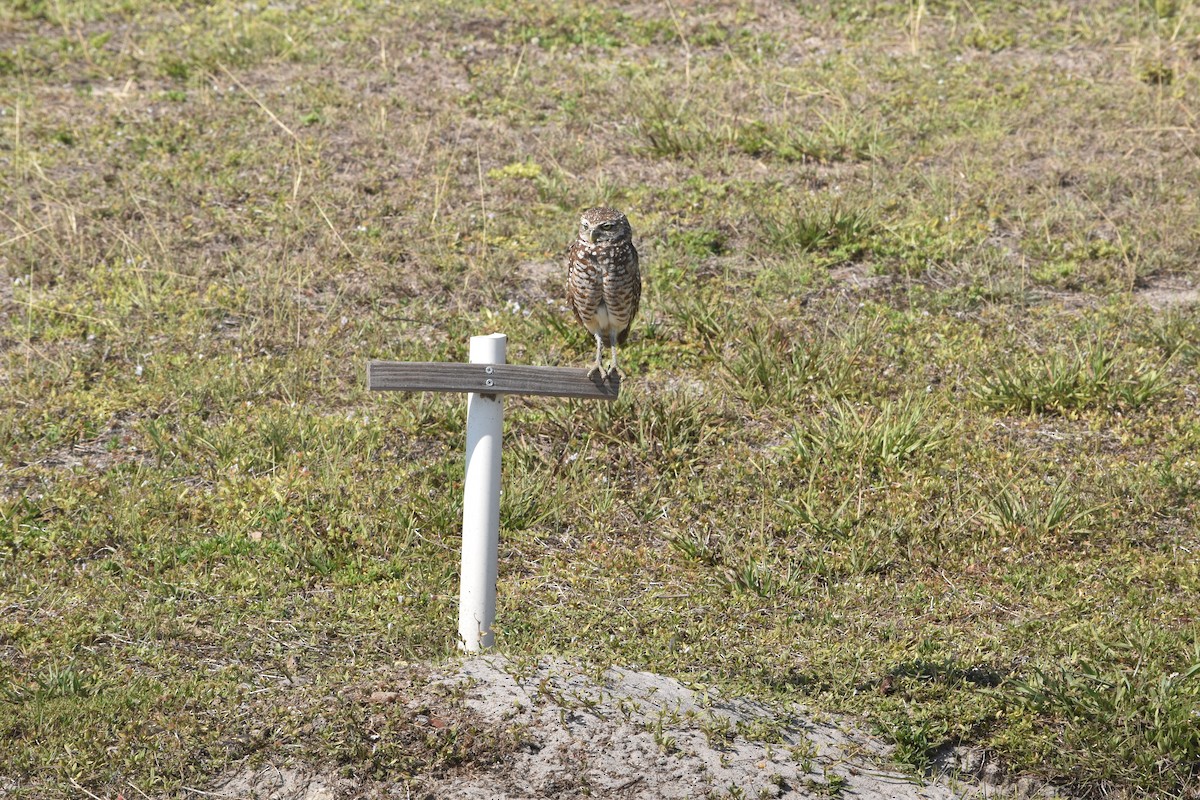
567,239,641,344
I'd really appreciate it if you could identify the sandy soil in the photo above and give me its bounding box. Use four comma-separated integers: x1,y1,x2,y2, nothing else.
212,656,1059,799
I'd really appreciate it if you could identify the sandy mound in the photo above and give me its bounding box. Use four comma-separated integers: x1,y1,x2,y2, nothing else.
213,656,1050,799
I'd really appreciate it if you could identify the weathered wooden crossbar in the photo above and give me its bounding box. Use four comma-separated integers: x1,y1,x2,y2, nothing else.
367,361,620,401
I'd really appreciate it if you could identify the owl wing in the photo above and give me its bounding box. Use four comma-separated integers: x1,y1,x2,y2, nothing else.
616,243,641,346
565,242,585,327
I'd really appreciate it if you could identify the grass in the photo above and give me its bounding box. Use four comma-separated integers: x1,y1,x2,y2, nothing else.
974,341,1175,415
2,0,1200,798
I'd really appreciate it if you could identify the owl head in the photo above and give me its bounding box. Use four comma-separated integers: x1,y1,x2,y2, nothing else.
578,206,632,245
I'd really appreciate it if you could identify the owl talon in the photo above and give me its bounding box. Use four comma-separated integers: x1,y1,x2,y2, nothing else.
606,366,622,382
587,365,604,381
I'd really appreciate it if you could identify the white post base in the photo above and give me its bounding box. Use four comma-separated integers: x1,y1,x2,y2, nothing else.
457,333,506,651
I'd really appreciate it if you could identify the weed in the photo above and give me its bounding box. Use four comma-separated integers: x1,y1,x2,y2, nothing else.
804,770,848,798
789,396,947,475
1141,311,1200,363
592,388,717,464
650,713,678,754
3,662,103,703
981,481,1099,543
754,199,877,261
790,737,818,773
974,343,1173,415
1010,657,1200,794
667,528,719,566
736,114,884,163
722,557,799,599
721,322,845,409
697,712,735,747
1155,455,1200,505
634,91,723,159
889,717,949,773
669,285,738,351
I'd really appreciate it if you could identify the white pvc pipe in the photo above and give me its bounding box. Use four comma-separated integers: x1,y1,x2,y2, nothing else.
457,333,506,651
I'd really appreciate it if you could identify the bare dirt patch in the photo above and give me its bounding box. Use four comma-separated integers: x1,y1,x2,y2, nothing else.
212,656,1047,800
1134,275,1200,310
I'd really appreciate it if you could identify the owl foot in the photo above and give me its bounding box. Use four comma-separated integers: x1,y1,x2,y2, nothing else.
606,347,622,383
587,364,604,381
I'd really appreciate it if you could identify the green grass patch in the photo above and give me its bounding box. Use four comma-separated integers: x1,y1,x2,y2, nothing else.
974,342,1174,415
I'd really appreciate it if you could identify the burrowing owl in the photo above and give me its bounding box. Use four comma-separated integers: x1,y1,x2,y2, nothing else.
566,207,642,381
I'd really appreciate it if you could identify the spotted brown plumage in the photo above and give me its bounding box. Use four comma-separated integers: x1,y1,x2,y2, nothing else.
566,207,642,381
